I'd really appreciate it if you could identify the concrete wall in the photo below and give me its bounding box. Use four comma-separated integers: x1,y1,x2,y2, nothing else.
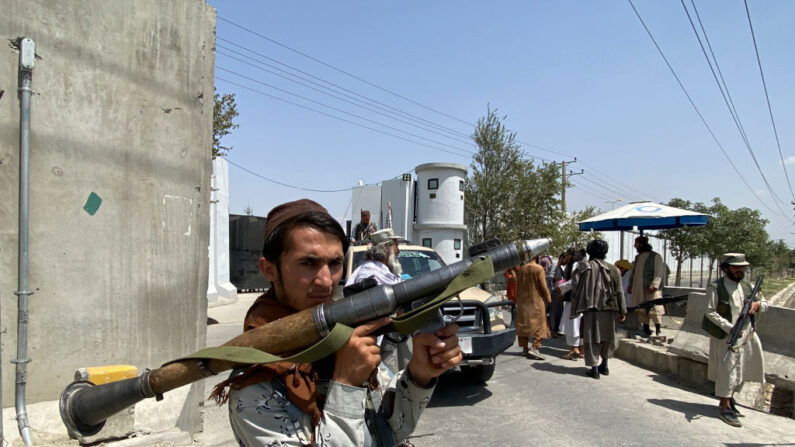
208,157,237,303
1,0,214,431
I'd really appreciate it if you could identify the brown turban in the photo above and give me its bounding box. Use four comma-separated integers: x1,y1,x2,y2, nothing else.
263,199,330,242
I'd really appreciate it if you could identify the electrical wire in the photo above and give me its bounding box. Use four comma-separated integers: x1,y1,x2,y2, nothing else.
216,48,475,146
217,17,673,211
578,160,657,201
626,0,789,220
577,174,640,202
217,38,472,141
680,0,787,208
743,0,794,202
218,16,474,127
216,73,474,158
226,158,356,192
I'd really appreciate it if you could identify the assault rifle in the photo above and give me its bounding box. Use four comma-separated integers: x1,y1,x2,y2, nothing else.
59,238,551,439
722,276,763,364
627,295,688,312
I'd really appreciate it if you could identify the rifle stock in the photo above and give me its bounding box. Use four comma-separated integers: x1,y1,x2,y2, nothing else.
60,238,551,438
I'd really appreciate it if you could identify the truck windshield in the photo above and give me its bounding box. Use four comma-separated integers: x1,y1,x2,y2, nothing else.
351,248,446,279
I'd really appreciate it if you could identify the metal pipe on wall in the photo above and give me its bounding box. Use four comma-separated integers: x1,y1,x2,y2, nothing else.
14,37,36,447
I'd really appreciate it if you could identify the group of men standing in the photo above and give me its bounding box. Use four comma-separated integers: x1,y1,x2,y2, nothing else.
508,235,767,427
511,240,627,378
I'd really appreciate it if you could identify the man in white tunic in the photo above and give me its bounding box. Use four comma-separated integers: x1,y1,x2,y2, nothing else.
346,229,402,288
702,253,767,428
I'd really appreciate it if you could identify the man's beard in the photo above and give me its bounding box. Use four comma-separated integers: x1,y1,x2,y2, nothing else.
726,269,744,281
387,252,403,276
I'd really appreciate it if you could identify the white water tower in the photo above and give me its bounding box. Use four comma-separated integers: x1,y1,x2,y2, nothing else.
413,162,467,264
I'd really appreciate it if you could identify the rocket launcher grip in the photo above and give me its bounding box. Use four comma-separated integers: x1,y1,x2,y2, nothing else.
60,238,550,438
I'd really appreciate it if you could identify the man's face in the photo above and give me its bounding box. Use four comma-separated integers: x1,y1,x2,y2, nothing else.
387,240,399,256
386,241,403,275
726,265,746,282
361,212,370,224
258,226,344,311
634,240,641,251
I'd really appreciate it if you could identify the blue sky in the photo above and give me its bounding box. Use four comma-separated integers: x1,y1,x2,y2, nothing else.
208,0,795,246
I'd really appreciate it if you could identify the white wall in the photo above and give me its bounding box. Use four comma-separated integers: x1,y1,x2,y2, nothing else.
208,157,237,303
380,178,414,240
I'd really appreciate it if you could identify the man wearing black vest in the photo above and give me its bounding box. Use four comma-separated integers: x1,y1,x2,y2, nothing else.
627,236,665,337
703,253,767,428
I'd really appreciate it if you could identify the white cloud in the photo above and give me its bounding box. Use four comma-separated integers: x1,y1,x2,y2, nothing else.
781,156,795,166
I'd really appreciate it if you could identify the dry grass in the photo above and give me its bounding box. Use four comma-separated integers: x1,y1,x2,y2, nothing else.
761,276,794,299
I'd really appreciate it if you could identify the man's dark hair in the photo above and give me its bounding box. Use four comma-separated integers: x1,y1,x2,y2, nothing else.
262,211,349,264
586,239,609,260
564,248,586,280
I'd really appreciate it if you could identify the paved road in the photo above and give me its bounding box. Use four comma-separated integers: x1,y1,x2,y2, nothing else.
412,339,795,446
198,295,795,446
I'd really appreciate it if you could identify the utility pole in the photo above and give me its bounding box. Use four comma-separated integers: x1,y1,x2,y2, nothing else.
561,158,582,213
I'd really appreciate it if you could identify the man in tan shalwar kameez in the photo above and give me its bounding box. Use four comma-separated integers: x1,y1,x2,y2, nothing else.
515,256,552,360
703,253,767,428
628,236,665,337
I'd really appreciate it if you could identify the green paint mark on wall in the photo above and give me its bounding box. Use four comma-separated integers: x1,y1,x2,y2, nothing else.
83,192,102,215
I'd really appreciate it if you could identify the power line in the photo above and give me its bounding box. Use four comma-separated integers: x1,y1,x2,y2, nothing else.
218,16,475,127
680,0,787,208
216,48,474,146
577,174,639,202
216,67,476,157
743,0,794,202
217,16,666,211
578,160,656,201
217,38,472,141
215,76,473,159
226,158,355,192
572,181,617,203
626,0,789,220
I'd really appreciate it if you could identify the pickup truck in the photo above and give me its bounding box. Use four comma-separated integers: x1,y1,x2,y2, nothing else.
342,240,516,383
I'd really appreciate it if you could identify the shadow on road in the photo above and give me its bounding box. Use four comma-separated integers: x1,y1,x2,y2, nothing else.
529,361,584,376
427,372,493,408
647,398,717,422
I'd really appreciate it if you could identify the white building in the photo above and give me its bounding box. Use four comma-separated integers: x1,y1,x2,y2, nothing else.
350,162,467,264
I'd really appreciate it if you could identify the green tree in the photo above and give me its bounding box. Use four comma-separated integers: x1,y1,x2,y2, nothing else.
767,239,792,277
661,198,710,285
556,207,602,255
213,91,239,157
699,198,769,282
465,106,525,244
465,106,598,255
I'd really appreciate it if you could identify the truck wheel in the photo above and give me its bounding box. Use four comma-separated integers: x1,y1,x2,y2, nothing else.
461,362,496,383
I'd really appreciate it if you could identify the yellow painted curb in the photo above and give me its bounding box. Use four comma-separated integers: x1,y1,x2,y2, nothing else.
74,365,137,385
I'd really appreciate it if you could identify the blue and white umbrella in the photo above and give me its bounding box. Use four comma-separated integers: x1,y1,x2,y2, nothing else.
578,201,709,233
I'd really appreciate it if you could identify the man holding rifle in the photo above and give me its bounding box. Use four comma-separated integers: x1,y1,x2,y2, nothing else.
702,253,767,428
220,199,462,446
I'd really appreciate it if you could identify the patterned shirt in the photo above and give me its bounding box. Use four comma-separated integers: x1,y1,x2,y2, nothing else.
228,365,434,446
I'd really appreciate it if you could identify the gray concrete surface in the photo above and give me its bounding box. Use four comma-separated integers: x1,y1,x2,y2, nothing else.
770,279,795,308
1,0,216,442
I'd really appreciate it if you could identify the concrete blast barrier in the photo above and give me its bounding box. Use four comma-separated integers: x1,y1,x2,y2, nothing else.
1,0,216,443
